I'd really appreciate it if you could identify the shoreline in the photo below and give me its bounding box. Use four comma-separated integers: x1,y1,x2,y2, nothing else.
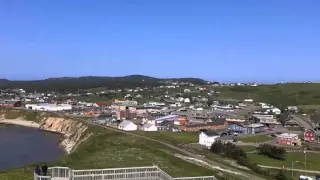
0,118,67,152
0,119,40,128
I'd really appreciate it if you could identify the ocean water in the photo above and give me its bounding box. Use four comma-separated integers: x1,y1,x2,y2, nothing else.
0,124,64,170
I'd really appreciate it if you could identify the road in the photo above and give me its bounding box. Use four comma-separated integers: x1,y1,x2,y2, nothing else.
258,165,320,174
49,112,266,180
292,115,315,131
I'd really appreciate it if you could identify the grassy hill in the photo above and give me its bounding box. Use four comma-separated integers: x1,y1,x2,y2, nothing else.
0,75,207,92
215,83,320,109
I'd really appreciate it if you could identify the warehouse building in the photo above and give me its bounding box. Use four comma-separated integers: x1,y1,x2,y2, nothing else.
25,103,72,111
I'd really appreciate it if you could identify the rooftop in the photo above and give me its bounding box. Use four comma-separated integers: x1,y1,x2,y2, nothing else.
278,133,299,139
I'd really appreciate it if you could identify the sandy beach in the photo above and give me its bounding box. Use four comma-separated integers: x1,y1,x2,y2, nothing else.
0,119,40,128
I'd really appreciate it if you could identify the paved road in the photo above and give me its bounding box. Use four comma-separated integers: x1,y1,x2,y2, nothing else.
53,113,266,180
292,115,315,131
258,165,320,174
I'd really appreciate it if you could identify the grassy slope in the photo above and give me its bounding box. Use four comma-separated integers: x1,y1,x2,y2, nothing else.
0,110,223,180
134,131,199,145
248,152,320,171
239,135,273,143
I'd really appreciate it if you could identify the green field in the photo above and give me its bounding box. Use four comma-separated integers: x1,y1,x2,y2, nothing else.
287,126,303,131
0,118,218,180
248,152,320,171
239,146,257,152
239,135,273,143
134,131,199,145
213,83,320,108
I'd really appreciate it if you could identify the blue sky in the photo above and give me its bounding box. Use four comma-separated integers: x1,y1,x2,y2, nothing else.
0,0,319,82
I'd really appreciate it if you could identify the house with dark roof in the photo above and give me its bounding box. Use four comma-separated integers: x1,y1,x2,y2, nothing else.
0,99,22,107
93,113,115,124
228,123,247,133
182,118,227,132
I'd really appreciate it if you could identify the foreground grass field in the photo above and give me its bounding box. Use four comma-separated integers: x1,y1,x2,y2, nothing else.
239,146,257,152
248,152,320,171
239,135,273,143
135,131,199,145
0,123,221,180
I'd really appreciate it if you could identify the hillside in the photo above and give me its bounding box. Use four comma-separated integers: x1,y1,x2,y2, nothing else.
0,75,207,92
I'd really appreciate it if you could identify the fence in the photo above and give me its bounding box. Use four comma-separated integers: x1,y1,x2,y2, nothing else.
34,166,217,180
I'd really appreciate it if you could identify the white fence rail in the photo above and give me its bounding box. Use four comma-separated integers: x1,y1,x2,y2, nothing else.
34,166,217,180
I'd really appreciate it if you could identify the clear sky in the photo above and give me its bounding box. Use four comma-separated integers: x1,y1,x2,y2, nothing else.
0,0,319,83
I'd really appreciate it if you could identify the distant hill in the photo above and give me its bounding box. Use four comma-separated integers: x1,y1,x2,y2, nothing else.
0,75,207,92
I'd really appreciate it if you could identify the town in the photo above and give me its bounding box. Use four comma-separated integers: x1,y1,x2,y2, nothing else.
1,80,320,180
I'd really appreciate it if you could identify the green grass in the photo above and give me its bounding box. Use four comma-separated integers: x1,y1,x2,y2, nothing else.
214,83,320,107
248,152,320,171
239,146,257,152
0,118,218,180
287,126,303,131
298,105,320,113
3,109,21,119
239,135,273,143
134,131,199,145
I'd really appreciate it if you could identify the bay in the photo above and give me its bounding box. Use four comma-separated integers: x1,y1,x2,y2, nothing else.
0,124,64,170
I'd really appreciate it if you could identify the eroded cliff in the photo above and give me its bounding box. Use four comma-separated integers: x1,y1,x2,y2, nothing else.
0,108,91,153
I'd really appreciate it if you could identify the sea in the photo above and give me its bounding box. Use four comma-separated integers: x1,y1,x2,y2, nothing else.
0,124,64,170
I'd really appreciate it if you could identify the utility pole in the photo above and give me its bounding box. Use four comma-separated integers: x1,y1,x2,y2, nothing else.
304,147,307,168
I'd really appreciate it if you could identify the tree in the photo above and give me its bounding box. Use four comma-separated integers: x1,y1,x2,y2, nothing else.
210,140,224,155
274,170,291,180
256,144,286,160
207,98,214,107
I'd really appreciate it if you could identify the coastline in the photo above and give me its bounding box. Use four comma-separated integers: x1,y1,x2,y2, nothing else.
0,119,40,128
0,113,90,154
0,118,69,153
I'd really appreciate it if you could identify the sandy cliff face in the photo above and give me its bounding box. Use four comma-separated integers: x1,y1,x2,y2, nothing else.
40,117,91,153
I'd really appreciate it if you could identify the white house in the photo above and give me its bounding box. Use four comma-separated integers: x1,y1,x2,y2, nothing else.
140,123,158,132
199,131,220,148
25,103,72,111
118,120,137,131
272,107,281,115
244,99,253,102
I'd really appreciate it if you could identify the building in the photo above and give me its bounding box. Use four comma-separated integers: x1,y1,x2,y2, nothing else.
199,131,220,148
271,107,281,115
247,123,265,134
187,109,214,122
228,123,247,133
0,100,22,107
156,120,180,132
182,118,227,132
287,106,298,113
140,123,158,132
25,103,72,111
304,129,316,143
277,133,300,146
118,120,137,131
93,114,115,124
155,115,185,126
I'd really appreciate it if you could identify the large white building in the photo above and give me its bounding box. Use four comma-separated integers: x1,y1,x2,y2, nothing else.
199,131,220,148
25,103,72,111
118,120,138,131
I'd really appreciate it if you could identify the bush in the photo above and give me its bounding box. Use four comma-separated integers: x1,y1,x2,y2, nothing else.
256,144,286,160
210,141,246,160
